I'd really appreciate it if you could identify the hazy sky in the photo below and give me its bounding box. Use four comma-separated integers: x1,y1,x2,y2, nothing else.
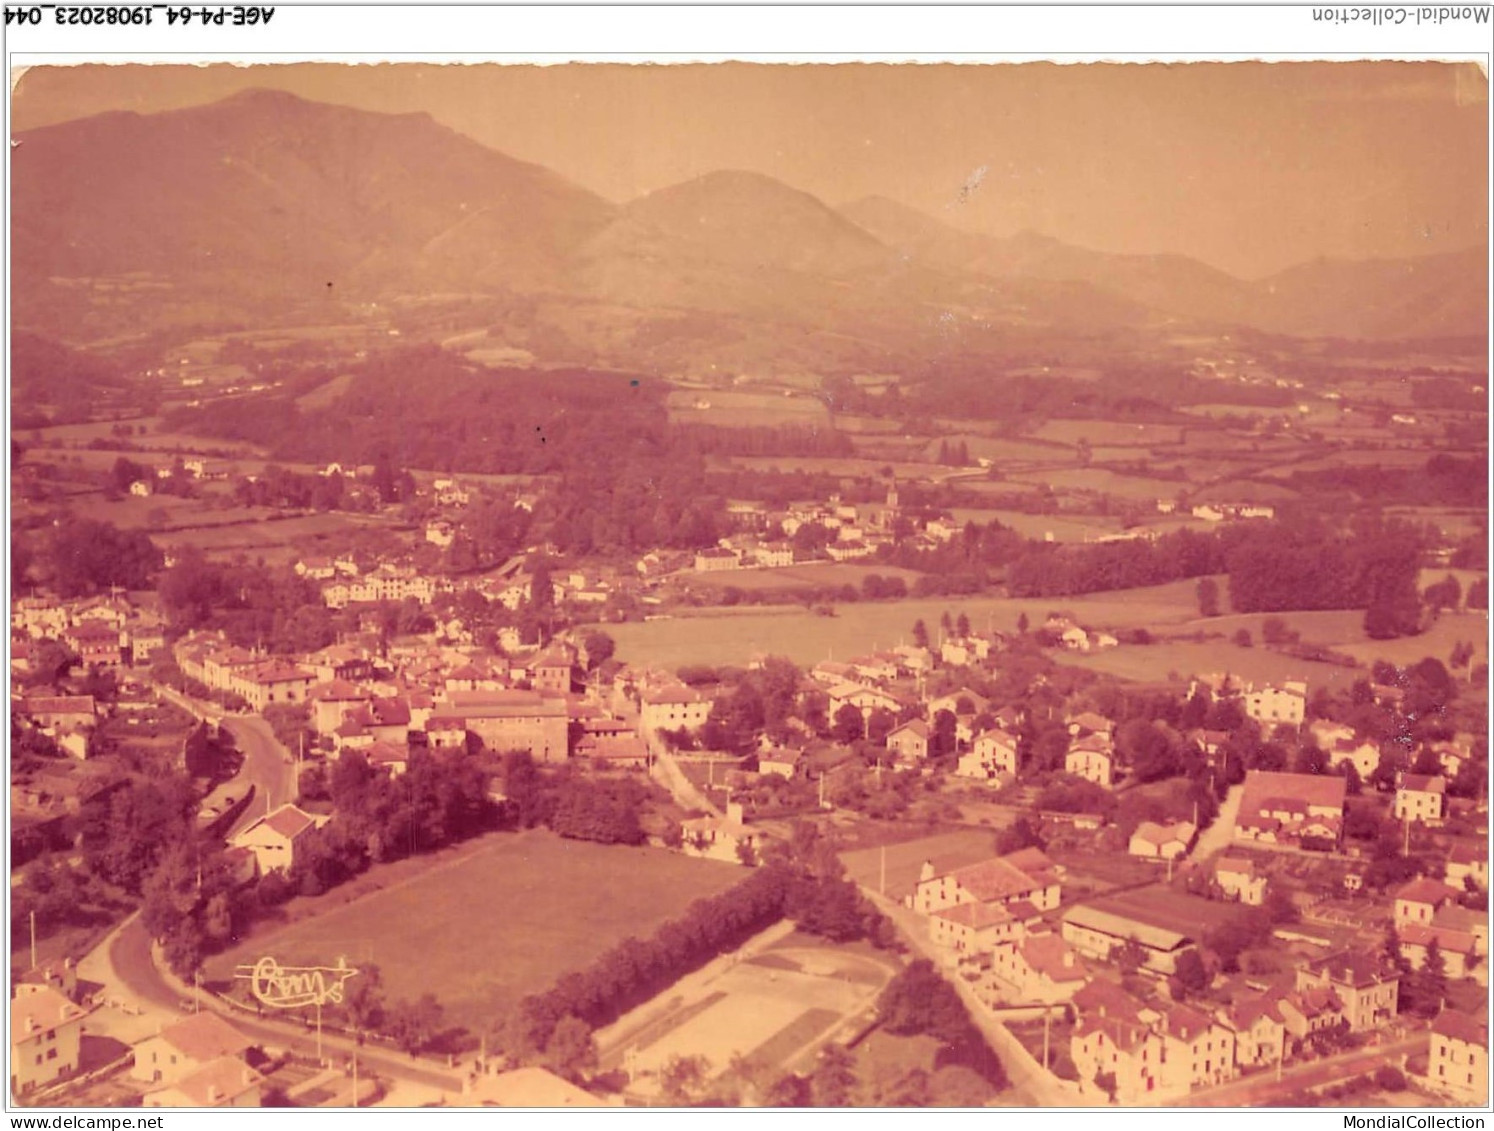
11,60,1488,278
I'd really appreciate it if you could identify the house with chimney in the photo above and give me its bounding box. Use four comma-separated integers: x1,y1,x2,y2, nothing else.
914,848,1063,917
988,932,1090,1005
928,901,1024,957
957,727,1019,782
132,1013,256,1087
1232,771,1345,850
230,803,327,877
1219,995,1287,1069
1427,1009,1488,1106
1394,876,1463,928
1295,952,1399,1032
1128,820,1195,860
1394,773,1447,826
886,720,930,763
1214,857,1267,905
143,1057,265,1108
10,984,88,1097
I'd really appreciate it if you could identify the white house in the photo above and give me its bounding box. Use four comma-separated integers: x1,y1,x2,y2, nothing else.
1128,820,1195,860
229,803,327,877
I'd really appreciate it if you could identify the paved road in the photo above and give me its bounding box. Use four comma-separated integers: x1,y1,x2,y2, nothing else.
643,725,722,817
109,917,462,1094
1180,1032,1429,1107
1190,783,1244,864
221,715,299,839
861,889,1095,1107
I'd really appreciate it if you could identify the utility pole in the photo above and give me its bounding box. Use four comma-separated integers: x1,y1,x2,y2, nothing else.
879,844,887,897
30,911,37,971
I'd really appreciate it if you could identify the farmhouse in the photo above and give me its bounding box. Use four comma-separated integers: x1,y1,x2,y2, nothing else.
1243,682,1307,727
1128,821,1195,860
693,548,740,572
957,728,1019,781
230,803,327,877
914,849,1063,917
1232,771,1345,849
1065,734,1114,788
640,684,711,733
1393,877,1462,927
1393,773,1446,825
928,900,1022,956
444,690,570,762
1214,857,1267,905
1446,840,1488,891
20,696,97,733
886,720,930,763
988,932,1090,1004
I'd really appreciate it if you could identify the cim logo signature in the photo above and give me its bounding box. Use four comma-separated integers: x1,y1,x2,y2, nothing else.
235,956,359,1009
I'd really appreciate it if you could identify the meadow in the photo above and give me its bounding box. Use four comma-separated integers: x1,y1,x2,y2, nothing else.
666,389,831,428
203,830,742,1033
613,578,1215,670
685,562,924,593
1029,420,1185,447
1008,467,1189,501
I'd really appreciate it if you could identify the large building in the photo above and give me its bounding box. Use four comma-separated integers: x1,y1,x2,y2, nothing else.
438,690,570,762
914,849,1063,917
1233,770,1345,849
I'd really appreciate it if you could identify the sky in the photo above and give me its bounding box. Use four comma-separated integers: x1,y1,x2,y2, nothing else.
10,60,1489,279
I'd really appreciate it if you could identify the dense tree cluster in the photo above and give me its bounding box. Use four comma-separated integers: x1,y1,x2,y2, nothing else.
157,547,337,652
875,959,1008,1090
498,862,793,1061
1226,517,1424,627
28,517,162,598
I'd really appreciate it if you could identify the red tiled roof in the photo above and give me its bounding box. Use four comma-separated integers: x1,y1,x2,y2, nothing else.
1163,1003,1215,1042
932,902,1013,929
1240,771,1346,814
1021,933,1087,984
1394,877,1462,907
10,985,85,1046
156,1011,253,1063
1398,773,1446,795
1432,1009,1489,1047
156,1054,264,1107
946,858,1041,903
243,804,318,843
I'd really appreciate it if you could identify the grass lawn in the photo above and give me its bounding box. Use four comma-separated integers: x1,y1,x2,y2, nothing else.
203,830,741,1034
840,828,997,903
612,579,1213,670
1009,467,1190,501
1030,420,1186,447
684,562,924,593
1060,641,1362,694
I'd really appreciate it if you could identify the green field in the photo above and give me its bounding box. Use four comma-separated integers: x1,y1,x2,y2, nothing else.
1061,640,1359,693
667,389,831,428
203,830,742,1032
1030,420,1185,447
840,827,997,903
613,579,1211,670
685,563,924,593
1009,468,1190,501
